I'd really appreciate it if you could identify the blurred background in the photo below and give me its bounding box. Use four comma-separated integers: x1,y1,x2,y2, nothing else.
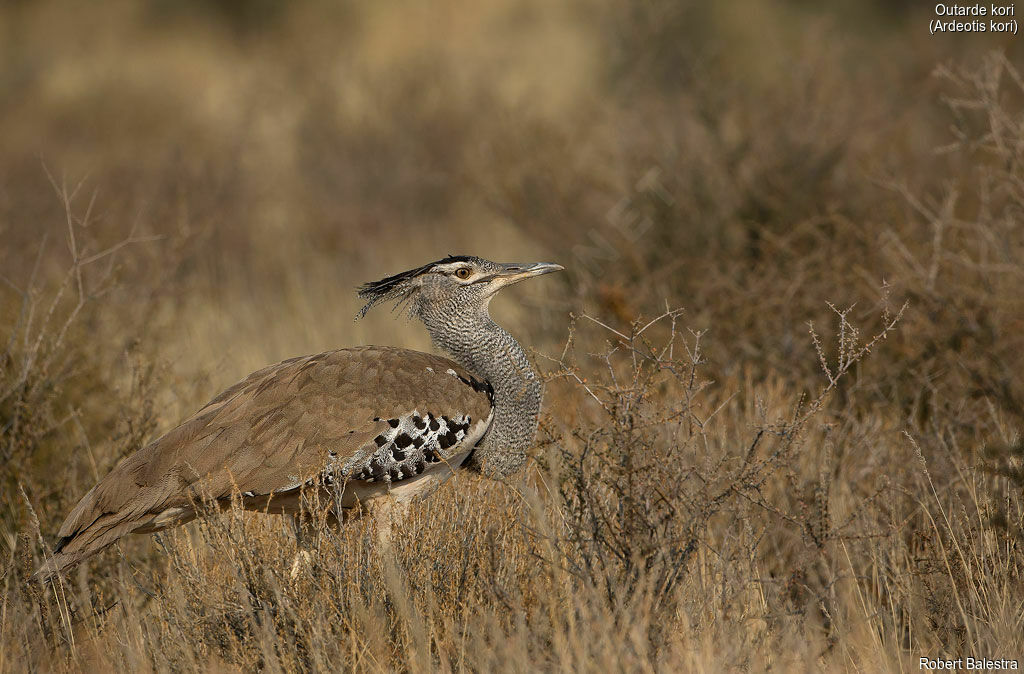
3,0,1024,670
3,0,1019,395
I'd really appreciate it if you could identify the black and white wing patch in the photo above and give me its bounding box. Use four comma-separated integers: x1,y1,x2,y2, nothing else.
342,412,475,484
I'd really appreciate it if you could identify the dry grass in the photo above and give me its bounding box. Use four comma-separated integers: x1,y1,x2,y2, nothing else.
2,1,1024,671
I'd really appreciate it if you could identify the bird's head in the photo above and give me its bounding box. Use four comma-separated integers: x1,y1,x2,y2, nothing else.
357,255,563,320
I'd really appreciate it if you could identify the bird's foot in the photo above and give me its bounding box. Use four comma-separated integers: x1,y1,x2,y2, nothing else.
289,548,314,580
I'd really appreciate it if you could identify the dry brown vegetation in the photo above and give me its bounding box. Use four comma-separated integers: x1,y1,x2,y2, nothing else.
2,1,1024,671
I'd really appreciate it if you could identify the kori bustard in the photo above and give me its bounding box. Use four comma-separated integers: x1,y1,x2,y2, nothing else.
37,255,562,579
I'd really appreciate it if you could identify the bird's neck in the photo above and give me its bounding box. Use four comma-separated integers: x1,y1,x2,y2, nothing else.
419,306,541,478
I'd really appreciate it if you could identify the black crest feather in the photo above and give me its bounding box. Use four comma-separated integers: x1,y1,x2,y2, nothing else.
356,255,476,319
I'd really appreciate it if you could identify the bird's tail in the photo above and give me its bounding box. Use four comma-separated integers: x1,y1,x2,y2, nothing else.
33,519,138,583
34,549,84,584
32,486,154,583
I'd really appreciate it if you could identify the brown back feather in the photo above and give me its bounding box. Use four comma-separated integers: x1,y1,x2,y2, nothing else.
46,346,492,574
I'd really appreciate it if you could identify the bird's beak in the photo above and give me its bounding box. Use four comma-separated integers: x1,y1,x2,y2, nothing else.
490,262,564,286
480,261,563,295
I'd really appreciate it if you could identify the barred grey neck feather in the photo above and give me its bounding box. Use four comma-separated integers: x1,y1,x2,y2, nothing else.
418,301,540,478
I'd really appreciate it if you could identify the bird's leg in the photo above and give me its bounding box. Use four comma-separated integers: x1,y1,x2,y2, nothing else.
289,513,316,579
366,496,409,553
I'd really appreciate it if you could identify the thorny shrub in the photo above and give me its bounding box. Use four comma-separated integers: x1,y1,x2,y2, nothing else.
536,301,904,648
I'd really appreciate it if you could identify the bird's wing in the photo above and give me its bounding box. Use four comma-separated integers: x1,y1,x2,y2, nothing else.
51,346,492,562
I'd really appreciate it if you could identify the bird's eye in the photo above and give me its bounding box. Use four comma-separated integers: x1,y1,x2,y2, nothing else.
455,268,472,280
